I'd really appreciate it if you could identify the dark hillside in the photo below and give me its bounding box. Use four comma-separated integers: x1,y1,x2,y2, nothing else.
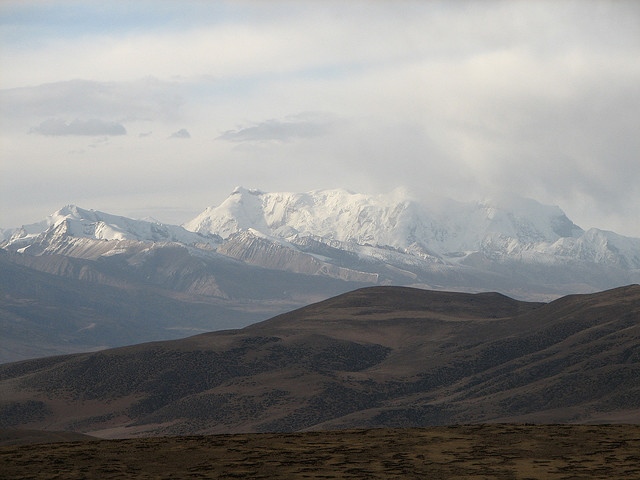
0,285,638,437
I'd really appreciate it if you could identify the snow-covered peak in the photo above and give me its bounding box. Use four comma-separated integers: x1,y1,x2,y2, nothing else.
3,205,220,250
472,195,583,242
231,186,264,196
184,187,415,245
56,204,84,217
547,227,640,269
183,187,585,256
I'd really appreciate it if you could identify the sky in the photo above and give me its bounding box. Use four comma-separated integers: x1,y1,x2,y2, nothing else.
1,1,639,237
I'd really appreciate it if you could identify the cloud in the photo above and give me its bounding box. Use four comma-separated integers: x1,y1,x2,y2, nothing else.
1,78,185,123
29,118,126,136
218,113,334,143
169,128,191,139
2,2,640,238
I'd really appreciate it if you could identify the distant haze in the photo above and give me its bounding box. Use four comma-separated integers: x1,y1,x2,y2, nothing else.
1,1,639,237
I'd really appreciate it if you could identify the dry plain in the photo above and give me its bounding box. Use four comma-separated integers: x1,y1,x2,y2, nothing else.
2,424,640,479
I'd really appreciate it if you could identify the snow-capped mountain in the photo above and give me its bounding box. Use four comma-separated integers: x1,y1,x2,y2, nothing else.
184,187,579,251
3,204,220,256
2,187,639,302
183,187,639,271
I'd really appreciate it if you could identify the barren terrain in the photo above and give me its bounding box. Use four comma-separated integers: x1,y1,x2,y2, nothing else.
2,425,640,479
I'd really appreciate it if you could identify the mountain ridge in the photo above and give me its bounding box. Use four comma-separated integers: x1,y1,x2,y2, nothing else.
3,204,220,254
4,188,639,273
184,187,586,252
184,187,639,272
1,284,638,437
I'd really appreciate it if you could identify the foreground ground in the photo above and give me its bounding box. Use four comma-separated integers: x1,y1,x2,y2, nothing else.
2,424,640,479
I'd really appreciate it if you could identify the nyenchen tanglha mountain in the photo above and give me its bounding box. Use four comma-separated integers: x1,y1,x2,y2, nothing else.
183,187,640,293
1,285,638,438
1,187,639,363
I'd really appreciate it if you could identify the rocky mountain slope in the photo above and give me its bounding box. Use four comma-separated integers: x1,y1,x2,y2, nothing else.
1,285,638,437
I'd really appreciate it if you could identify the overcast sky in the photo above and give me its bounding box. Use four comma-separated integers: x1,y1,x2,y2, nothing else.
1,1,639,237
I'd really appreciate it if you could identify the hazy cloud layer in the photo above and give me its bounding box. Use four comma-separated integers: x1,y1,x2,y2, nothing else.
30,118,126,136
1,79,185,124
218,113,334,143
1,1,639,237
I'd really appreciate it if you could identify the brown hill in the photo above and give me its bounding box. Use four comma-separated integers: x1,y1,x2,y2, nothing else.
0,285,638,437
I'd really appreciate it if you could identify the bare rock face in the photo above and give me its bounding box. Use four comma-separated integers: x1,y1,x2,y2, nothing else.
218,230,378,283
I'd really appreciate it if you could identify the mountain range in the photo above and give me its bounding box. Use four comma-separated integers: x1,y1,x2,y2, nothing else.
1,285,638,437
1,187,639,362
